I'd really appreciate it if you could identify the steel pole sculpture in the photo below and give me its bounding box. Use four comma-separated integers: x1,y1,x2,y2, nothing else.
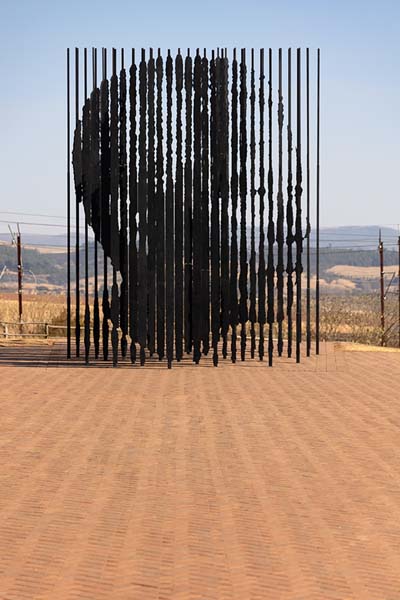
258,49,266,361
83,48,90,364
184,51,193,355
316,48,321,355
66,48,71,358
295,48,303,364
220,51,230,360
147,49,156,358
276,48,285,357
175,50,184,361
69,47,320,368
239,49,248,362
75,48,81,357
306,47,311,357
93,49,100,360
249,49,257,359
101,49,110,361
166,50,174,369
266,49,275,367
286,48,294,359
119,49,129,359
230,49,239,363
201,50,210,357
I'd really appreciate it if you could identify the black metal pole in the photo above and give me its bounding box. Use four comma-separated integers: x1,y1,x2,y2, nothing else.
249,49,256,359
295,48,303,364
258,48,266,361
147,48,156,357
267,48,275,367
210,51,220,367
93,48,100,360
101,48,110,361
230,48,239,363
239,48,248,362
119,48,129,359
166,50,174,369
75,48,80,357
201,49,210,357
193,49,202,364
138,49,147,366
276,48,284,357
129,48,138,363
175,49,184,361
306,47,311,357
316,48,321,355
84,48,90,364
286,48,294,359
67,48,71,358
156,50,165,361
110,48,119,367
184,50,193,355
220,51,230,360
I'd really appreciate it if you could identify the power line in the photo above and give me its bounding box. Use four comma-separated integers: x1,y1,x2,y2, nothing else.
0,210,70,220
0,219,84,230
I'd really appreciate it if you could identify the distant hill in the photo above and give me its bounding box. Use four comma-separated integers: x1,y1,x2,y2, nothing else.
0,226,398,295
0,225,397,250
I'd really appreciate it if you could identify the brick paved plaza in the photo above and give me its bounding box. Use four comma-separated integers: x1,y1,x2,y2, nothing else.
0,342,399,599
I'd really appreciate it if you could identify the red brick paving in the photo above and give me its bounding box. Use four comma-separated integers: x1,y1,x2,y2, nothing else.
0,342,399,599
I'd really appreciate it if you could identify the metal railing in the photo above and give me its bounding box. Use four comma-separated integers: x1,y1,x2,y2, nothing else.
0,321,69,339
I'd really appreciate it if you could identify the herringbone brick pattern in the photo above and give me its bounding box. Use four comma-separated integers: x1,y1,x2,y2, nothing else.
0,342,399,599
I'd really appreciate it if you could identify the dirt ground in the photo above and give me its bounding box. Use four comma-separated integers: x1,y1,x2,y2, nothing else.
0,342,399,599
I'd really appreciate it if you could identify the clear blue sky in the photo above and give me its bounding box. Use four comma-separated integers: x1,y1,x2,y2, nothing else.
0,0,399,231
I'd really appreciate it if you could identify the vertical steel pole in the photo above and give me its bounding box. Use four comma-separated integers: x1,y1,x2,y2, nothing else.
230,48,239,363
75,48,80,357
156,49,165,360
306,48,311,357
166,50,174,368
193,49,202,364
316,49,321,355
110,48,119,367
276,48,284,357
267,48,275,367
129,48,138,363
101,48,110,361
220,50,229,360
84,48,90,364
138,49,147,365
249,49,256,359
67,48,71,358
201,49,211,357
286,48,294,359
93,48,100,359
175,50,184,361
239,48,248,362
258,48,266,361
147,48,156,357
295,48,303,364
119,48,129,359
184,50,193,355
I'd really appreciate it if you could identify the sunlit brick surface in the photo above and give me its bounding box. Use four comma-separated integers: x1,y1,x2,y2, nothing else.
0,342,399,599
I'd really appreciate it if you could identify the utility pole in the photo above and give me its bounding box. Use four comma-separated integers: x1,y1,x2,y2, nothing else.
379,230,385,347
17,227,23,324
8,224,23,331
